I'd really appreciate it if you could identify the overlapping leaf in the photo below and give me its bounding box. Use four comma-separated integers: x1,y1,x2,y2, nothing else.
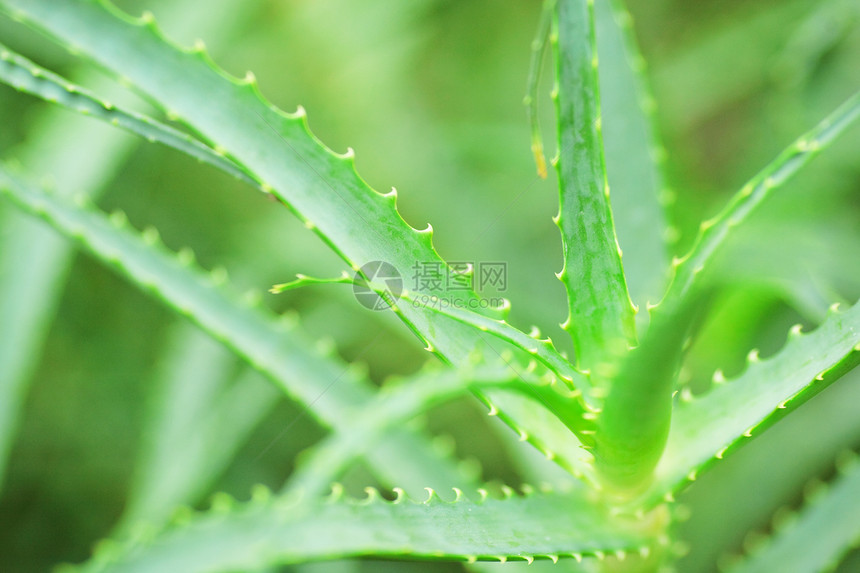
0,165,474,498
0,0,591,470
284,365,592,498
649,300,860,506
0,44,260,188
594,0,669,316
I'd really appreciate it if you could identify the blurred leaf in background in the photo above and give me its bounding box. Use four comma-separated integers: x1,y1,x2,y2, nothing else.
0,0,858,571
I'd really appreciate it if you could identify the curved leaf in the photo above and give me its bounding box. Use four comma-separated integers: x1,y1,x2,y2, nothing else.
273,277,591,400
0,165,475,498
69,487,655,572
648,299,860,506
399,291,589,396
553,0,677,495
593,295,701,495
658,89,860,310
0,44,261,190
0,0,589,472
0,0,262,495
284,365,592,498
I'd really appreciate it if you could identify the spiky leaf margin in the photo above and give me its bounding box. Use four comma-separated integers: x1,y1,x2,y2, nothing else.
552,0,637,373
0,164,474,497
648,300,860,506
0,43,261,188
0,0,592,471
65,487,659,573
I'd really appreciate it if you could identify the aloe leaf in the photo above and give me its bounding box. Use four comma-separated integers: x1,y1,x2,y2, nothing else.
0,44,261,190
726,451,860,573
552,0,637,373
284,365,592,498
550,0,681,496
0,0,591,471
659,89,860,311
594,0,669,317
119,324,280,530
649,299,860,506
397,291,590,396
70,487,653,573
593,295,702,496
0,165,475,498
487,391,598,482
0,0,488,317
272,277,591,399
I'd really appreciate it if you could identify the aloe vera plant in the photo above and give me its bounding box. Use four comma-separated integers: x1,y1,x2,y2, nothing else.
1,0,859,571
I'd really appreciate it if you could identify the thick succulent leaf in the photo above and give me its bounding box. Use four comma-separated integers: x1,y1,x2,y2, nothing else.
0,165,475,498
69,487,654,572
0,0,588,471
119,325,279,530
551,0,678,495
658,89,860,310
552,0,637,373
726,451,860,573
648,299,860,506
593,296,701,495
284,365,591,498
0,44,261,189
594,0,669,316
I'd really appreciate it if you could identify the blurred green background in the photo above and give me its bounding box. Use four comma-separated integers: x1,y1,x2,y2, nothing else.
0,0,858,571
